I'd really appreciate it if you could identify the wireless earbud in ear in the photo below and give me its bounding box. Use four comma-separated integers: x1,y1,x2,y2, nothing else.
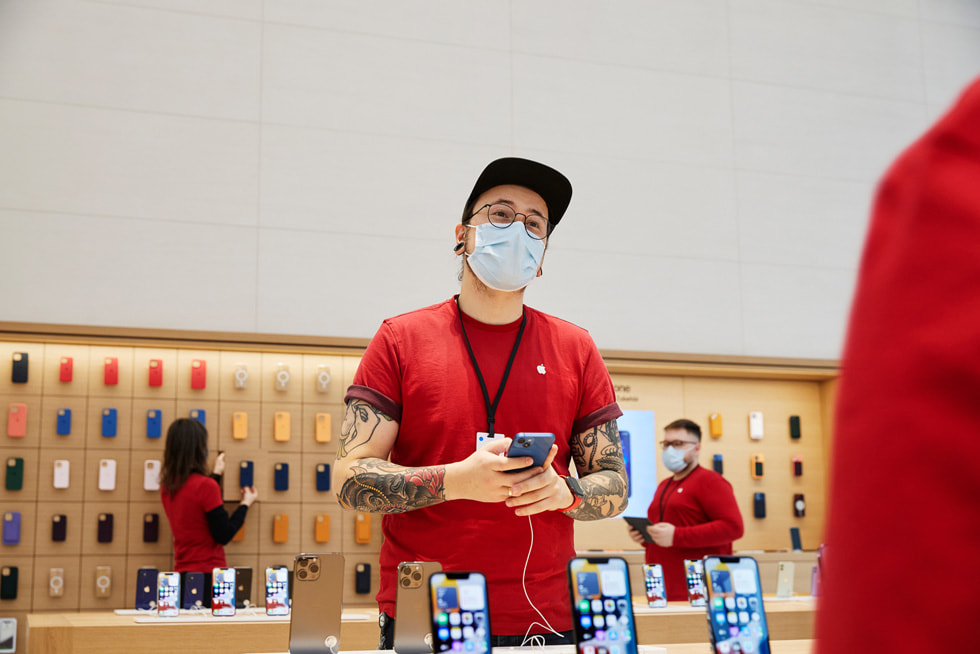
453,242,465,253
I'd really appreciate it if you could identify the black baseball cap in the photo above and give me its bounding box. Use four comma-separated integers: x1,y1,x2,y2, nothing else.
463,157,573,228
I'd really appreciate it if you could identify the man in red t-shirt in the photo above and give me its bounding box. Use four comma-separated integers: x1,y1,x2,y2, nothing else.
627,419,743,601
335,158,629,647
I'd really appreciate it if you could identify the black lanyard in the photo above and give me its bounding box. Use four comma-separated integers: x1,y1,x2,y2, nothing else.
455,298,527,437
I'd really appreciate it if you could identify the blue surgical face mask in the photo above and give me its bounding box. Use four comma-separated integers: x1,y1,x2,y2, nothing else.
464,222,545,292
662,446,688,473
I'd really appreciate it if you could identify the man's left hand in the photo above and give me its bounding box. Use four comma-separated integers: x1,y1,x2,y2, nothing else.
649,522,675,547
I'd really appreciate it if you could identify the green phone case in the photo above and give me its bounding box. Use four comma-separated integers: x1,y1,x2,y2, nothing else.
5,458,24,491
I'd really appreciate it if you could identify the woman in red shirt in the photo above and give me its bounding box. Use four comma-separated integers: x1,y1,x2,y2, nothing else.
160,419,258,580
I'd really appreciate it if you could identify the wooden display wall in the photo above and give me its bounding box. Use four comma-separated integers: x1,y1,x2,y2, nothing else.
0,329,837,624
0,338,382,619
576,368,835,553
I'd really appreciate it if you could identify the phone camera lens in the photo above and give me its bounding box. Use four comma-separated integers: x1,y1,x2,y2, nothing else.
400,577,410,587
412,572,422,581
297,569,307,580
310,564,320,574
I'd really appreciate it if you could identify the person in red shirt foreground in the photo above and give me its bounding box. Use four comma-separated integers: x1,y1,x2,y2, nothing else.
627,418,743,601
815,77,980,652
160,418,258,602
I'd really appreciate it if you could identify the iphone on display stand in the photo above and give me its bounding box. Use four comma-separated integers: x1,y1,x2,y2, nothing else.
265,566,290,616
157,571,181,617
643,563,667,608
211,567,236,616
685,559,707,607
703,555,771,654
567,556,638,654
776,561,795,598
429,571,492,654
395,560,443,654
289,553,344,654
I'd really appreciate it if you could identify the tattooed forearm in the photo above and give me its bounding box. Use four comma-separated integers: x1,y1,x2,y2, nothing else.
339,399,393,458
338,458,447,514
566,420,630,520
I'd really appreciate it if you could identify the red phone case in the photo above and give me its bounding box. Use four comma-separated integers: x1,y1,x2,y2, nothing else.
190,359,206,389
148,359,163,387
104,357,119,385
7,404,27,438
59,357,74,382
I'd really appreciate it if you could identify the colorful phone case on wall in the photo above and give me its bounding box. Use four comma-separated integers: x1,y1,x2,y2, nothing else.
315,463,330,492
240,461,254,488
11,352,28,384
148,359,163,387
51,515,67,542
56,408,72,435
190,359,206,389
103,357,118,385
146,410,162,439
59,356,73,382
143,513,159,543
5,458,24,491
97,513,114,543
101,408,117,437
273,463,289,491
7,403,27,438
273,514,289,543
2,512,21,545
190,409,205,426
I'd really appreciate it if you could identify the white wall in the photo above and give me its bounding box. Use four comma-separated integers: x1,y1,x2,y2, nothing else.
1,0,978,359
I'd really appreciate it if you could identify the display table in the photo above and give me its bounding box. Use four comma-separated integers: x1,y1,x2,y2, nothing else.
26,598,815,654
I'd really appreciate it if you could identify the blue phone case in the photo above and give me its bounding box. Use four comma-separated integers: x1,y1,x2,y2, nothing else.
712,453,724,474
135,568,158,610
753,492,766,518
190,409,206,427
315,463,330,492
101,408,117,437
146,410,162,439
240,461,254,488
505,432,555,473
2,511,21,545
56,409,72,435
790,527,803,551
274,463,289,491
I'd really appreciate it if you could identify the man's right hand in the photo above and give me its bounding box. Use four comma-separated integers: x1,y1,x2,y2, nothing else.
444,438,540,503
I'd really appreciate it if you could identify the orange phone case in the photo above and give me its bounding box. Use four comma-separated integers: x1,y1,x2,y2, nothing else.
273,412,290,442
315,413,331,443
709,413,722,438
314,513,330,543
355,512,371,544
751,454,765,479
273,514,289,543
232,523,246,542
232,412,248,440
7,403,27,438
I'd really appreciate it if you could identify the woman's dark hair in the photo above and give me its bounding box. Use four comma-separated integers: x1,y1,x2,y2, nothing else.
160,418,210,495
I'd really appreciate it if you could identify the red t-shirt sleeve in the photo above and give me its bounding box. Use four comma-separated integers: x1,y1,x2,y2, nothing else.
344,321,403,421
672,473,744,548
198,476,224,513
571,337,623,435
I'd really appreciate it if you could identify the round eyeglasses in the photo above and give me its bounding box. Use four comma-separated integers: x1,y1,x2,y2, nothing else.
468,203,551,240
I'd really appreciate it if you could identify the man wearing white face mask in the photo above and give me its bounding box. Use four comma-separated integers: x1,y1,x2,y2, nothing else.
627,419,743,601
336,158,629,647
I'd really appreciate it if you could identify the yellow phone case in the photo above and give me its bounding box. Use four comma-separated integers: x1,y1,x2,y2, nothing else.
232,412,248,440
315,413,331,443
709,413,722,437
273,514,289,543
232,523,245,542
355,512,371,544
751,454,765,479
274,411,290,442
315,513,330,543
